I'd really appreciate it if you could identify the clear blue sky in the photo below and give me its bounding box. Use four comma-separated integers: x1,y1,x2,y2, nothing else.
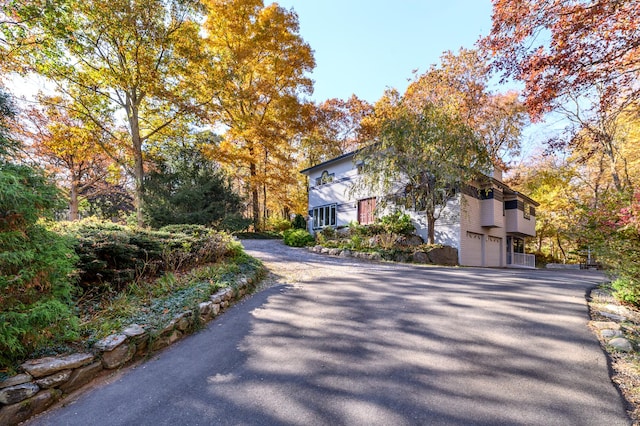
276,1,494,103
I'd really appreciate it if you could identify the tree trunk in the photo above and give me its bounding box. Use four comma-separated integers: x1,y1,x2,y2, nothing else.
427,213,436,244
249,161,260,231
69,173,79,221
126,92,145,228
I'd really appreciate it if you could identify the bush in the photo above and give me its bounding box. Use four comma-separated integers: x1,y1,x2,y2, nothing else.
292,214,307,230
283,229,315,247
54,219,240,292
0,163,79,368
266,217,292,232
377,212,415,235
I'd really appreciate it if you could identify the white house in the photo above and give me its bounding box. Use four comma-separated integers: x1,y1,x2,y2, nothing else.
300,150,539,268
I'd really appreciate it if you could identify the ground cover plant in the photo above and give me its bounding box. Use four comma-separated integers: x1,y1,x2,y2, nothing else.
1,219,263,374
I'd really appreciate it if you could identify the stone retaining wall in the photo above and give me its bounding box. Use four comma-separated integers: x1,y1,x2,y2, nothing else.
307,245,458,266
0,274,260,425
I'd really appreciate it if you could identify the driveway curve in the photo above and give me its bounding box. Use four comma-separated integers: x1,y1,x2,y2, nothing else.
30,240,629,425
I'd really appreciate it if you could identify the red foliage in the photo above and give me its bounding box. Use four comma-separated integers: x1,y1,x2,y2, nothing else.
483,0,640,118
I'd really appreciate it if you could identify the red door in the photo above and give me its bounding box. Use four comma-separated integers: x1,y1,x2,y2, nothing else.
358,198,376,225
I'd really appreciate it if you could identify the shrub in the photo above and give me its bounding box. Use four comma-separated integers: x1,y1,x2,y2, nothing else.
54,219,240,292
0,163,79,368
266,216,292,232
283,229,315,247
377,212,415,235
292,214,307,230
319,226,336,240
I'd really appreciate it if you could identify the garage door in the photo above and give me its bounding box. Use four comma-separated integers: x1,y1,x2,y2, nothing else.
485,236,502,267
463,231,483,267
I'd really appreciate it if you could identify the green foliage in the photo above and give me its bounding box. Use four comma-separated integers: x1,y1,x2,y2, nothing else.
0,162,79,368
283,229,315,247
144,143,249,231
0,89,17,158
355,99,491,243
266,216,292,232
53,219,240,292
292,214,307,230
318,226,336,240
376,212,415,235
587,191,640,306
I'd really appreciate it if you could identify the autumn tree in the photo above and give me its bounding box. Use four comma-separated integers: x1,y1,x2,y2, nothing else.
18,95,119,220
356,92,492,244
299,96,374,168
1,0,205,226
403,48,528,168
199,0,314,229
507,156,580,262
483,0,640,118
484,0,640,195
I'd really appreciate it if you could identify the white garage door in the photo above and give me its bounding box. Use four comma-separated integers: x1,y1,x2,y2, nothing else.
485,236,502,267
463,231,483,267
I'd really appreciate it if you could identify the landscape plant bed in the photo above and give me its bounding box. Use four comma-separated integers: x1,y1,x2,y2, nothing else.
588,285,640,423
76,253,265,345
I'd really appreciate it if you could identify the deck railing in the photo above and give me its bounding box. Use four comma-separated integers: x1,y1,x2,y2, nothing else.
511,253,536,268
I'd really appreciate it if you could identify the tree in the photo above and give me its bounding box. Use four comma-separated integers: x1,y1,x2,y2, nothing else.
1,0,205,226
199,0,315,230
299,96,374,168
143,138,249,230
507,156,580,262
18,95,118,220
483,0,640,118
356,94,492,244
403,48,528,167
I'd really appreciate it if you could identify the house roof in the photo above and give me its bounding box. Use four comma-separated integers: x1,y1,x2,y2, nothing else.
299,150,357,175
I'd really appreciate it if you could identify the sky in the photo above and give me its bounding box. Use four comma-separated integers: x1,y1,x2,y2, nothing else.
275,0,494,104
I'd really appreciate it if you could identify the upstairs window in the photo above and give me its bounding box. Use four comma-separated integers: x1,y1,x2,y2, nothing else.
315,170,335,186
523,202,531,220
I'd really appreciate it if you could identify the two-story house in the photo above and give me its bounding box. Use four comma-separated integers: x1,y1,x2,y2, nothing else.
300,151,539,268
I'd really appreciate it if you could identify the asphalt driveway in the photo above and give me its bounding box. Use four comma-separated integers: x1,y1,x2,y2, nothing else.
30,240,630,425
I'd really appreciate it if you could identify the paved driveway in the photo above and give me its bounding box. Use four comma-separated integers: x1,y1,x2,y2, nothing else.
31,240,630,425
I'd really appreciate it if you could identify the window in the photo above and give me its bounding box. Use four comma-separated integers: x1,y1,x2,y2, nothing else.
358,198,376,225
523,202,531,220
312,204,337,229
315,170,334,186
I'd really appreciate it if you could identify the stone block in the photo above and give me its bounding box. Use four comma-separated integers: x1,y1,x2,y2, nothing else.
199,301,212,316
59,361,103,394
211,303,221,316
167,330,182,345
609,337,634,352
412,252,429,263
0,383,40,405
94,334,127,352
0,374,32,390
428,246,458,266
102,343,134,369
0,389,60,425
21,353,94,378
122,324,146,338
35,370,72,389
176,316,191,332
